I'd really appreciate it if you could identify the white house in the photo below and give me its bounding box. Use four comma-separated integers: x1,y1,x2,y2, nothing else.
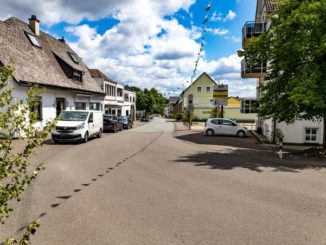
123,86,136,119
89,69,136,118
241,0,324,145
0,15,105,129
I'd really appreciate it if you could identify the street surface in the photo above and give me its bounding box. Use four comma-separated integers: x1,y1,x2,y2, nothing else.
1,117,326,245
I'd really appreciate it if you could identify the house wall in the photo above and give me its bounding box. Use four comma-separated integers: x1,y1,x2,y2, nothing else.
11,81,102,129
277,120,324,145
183,74,215,120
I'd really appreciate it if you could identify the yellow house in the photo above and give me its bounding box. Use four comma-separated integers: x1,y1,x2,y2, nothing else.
181,72,217,119
224,97,257,122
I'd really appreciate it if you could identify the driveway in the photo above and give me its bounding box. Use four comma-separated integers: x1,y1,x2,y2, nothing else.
1,118,326,245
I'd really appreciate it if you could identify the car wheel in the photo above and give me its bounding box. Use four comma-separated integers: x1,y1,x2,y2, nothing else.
113,125,117,133
206,129,214,136
53,139,59,144
237,130,246,138
84,132,89,143
97,128,103,138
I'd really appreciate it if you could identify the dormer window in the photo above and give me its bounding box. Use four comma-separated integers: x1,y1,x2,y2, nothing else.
73,70,82,81
68,51,78,63
26,32,41,48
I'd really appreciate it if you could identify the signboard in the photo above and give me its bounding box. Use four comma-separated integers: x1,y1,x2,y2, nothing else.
213,84,228,99
215,99,228,106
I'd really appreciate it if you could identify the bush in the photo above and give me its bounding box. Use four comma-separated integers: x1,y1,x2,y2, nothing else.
173,112,183,121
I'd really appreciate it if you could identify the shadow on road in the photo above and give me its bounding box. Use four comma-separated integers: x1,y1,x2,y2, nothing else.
175,149,326,173
175,132,261,149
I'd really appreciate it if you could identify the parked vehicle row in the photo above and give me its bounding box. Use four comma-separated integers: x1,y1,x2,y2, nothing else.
52,110,134,144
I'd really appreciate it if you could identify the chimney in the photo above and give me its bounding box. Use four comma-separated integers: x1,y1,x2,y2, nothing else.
58,36,66,43
29,15,40,36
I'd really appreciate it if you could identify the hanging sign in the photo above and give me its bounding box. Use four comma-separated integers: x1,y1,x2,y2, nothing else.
213,84,228,99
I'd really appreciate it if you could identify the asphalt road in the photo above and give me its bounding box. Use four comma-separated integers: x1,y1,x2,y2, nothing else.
1,117,326,244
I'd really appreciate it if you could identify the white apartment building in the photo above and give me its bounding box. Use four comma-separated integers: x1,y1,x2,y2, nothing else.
241,0,323,144
89,69,136,118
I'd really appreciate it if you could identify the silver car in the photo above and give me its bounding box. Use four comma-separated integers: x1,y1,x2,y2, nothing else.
204,118,248,137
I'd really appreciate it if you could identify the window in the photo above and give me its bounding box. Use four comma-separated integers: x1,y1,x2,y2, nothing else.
206,87,211,92
222,120,237,126
68,51,78,63
240,99,258,113
305,128,317,143
88,112,93,122
197,87,202,92
124,94,129,102
75,102,86,110
30,97,42,121
73,71,82,81
210,119,221,125
117,88,123,97
90,103,101,111
26,32,41,48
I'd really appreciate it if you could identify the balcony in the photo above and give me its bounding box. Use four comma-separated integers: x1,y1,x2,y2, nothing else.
242,21,266,47
241,60,266,78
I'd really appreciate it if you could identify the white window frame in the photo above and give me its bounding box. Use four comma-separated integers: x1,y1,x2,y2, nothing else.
305,128,318,143
197,87,202,92
26,32,41,48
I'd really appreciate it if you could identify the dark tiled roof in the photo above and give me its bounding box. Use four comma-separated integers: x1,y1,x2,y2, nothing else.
89,68,117,84
0,17,104,94
266,0,279,13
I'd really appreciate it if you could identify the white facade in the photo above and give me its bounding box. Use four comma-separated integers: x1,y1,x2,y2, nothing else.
93,76,136,118
10,79,103,129
123,89,137,119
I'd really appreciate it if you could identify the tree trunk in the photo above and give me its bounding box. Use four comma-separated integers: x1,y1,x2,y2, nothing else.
323,115,326,149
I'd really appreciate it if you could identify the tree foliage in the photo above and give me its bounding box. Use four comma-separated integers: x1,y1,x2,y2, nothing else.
0,66,56,242
183,109,194,130
131,86,168,114
238,0,326,147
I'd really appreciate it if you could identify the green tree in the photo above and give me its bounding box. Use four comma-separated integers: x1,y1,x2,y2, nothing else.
183,109,194,130
132,86,168,115
0,66,56,243
238,0,326,148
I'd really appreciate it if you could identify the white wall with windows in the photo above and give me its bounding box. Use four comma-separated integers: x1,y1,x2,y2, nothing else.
11,81,103,129
277,120,324,145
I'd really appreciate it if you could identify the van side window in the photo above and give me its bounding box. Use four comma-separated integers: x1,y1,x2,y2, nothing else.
88,112,93,122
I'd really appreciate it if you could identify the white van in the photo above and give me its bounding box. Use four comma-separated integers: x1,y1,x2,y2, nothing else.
52,110,103,143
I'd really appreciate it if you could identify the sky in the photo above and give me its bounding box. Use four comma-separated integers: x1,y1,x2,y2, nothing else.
0,0,257,97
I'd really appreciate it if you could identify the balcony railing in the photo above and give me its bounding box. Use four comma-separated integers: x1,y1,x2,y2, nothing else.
242,21,267,47
241,60,267,78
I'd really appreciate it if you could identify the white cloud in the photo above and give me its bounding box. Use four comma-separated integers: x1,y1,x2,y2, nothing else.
0,0,253,97
210,10,237,23
224,10,237,22
206,27,229,36
210,12,223,22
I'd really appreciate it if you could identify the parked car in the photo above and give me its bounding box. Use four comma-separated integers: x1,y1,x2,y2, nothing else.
52,110,103,143
120,116,133,129
103,114,123,132
204,118,248,137
141,115,150,122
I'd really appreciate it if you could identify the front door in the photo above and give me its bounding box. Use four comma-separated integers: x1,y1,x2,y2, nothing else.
56,98,66,117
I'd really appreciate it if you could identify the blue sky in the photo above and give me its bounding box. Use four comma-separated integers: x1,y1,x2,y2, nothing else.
0,0,257,97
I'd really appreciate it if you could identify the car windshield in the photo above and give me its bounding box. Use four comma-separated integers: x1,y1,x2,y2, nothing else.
57,111,89,121
104,115,117,120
